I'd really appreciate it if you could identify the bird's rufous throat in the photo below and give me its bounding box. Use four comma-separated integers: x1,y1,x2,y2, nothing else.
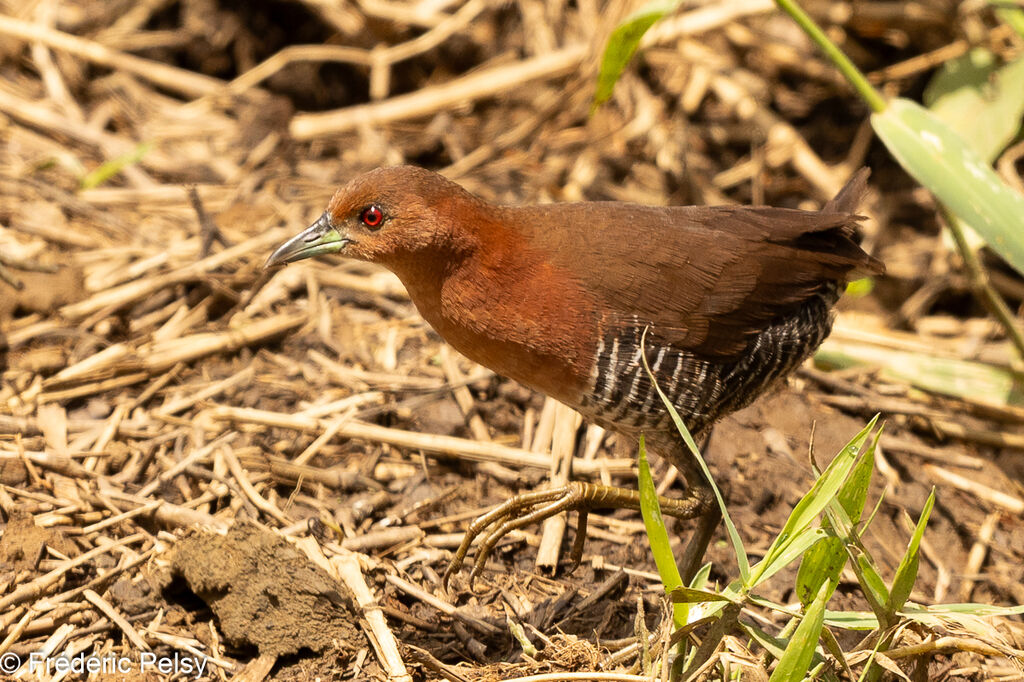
266,166,884,586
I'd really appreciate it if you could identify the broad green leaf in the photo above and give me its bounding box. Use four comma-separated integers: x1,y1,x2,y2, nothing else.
871,97,1024,277
817,337,1024,408
637,435,686,628
924,50,1024,163
768,579,832,682
797,435,875,606
885,489,935,615
593,0,683,108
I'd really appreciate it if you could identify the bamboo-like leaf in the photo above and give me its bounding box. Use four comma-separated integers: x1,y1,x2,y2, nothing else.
871,97,1024,277
902,602,1024,618
796,436,875,606
750,416,878,585
593,0,682,108
642,330,749,581
750,528,827,588
768,579,832,682
740,622,789,660
823,610,878,630
670,586,737,604
637,435,686,627
886,489,936,615
852,548,891,622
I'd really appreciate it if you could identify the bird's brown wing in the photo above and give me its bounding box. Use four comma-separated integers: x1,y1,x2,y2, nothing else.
516,180,882,361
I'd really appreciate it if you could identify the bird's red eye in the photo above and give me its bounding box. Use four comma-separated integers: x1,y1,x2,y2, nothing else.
360,205,384,228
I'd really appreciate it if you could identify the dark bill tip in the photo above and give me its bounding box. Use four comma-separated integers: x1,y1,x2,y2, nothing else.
264,213,351,269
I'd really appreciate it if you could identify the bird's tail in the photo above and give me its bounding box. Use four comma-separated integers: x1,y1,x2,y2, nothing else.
824,167,871,214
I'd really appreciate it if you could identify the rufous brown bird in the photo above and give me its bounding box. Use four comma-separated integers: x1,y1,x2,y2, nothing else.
266,166,884,585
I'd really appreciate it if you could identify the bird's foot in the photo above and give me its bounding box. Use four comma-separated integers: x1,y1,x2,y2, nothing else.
442,481,708,589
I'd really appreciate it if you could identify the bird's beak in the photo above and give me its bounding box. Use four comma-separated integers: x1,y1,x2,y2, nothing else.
264,213,352,268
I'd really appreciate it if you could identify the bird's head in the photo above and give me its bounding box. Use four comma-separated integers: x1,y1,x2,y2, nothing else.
265,166,482,272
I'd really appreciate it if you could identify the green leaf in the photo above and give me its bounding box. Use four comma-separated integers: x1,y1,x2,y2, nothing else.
993,2,1024,40
751,416,878,585
902,602,1024,618
885,489,935,615
816,337,1024,408
740,622,790,660
820,626,854,680
643,331,749,582
637,434,686,627
796,435,875,606
871,97,1024,277
689,561,712,589
593,0,682,108
822,610,879,630
750,528,827,588
852,548,891,621
768,579,832,682
925,50,1024,164
670,586,737,604
80,142,151,190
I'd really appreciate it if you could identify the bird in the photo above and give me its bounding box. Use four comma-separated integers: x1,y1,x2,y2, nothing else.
265,165,884,586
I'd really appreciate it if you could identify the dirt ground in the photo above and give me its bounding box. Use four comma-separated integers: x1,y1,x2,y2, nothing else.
2,0,1024,680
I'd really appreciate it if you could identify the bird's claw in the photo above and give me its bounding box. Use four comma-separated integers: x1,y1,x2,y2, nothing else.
442,481,709,590
443,482,595,590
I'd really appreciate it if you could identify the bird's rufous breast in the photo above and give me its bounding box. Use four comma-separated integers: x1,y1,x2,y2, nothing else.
391,207,604,408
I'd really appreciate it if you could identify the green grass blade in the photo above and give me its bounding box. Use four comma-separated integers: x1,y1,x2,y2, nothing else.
750,528,827,588
641,330,749,582
689,561,712,589
885,488,936,615
823,610,879,630
740,622,790,660
751,416,878,585
637,434,686,627
768,578,833,682
871,97,1024,277
593,0,682,109
816,337,1024,407
80,142,151,190
670,586,736,604
773,0,885,112
902,602,1024,618
851,548,891,621
797,434,875,606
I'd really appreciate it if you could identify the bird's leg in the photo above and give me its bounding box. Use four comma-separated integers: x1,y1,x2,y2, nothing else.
677,485,720,585
442,480,709,589
665,430,721,585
